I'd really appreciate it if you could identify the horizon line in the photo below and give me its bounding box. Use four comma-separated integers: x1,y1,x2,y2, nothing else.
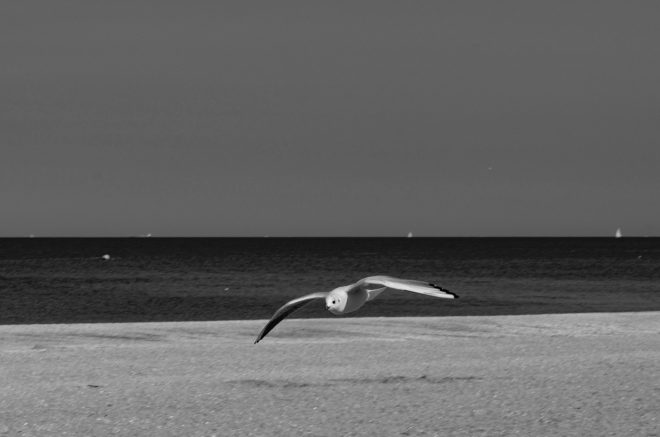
1,235,656,239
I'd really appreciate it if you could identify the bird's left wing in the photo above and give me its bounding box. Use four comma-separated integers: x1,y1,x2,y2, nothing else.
357,276,458,299
254,292,328,343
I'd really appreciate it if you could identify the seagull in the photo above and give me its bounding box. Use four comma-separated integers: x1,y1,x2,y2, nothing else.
254,275,458,343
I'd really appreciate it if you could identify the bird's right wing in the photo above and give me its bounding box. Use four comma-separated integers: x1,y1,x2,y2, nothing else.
254,292,328,343
358,276,458,299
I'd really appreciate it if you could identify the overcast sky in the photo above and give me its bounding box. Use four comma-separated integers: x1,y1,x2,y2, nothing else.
2,2,659,236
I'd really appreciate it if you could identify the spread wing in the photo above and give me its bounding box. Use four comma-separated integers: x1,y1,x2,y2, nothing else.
357,276,458,300
254,292,328,343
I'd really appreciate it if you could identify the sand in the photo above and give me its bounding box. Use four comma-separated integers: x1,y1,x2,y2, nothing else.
1,313,659,436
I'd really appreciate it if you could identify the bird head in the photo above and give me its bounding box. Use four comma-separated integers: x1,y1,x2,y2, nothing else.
325,290,347,315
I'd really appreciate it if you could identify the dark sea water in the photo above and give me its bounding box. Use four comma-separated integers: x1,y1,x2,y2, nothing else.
1,238,659,324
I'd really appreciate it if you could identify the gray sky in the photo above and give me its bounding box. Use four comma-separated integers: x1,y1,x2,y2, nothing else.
2,2,659,236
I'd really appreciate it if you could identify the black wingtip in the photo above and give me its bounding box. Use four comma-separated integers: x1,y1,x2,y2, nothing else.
430,283,459,299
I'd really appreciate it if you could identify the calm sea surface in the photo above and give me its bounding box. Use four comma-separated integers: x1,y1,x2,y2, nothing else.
1,238,659,324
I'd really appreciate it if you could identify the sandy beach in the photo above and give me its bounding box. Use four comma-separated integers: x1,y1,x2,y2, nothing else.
1,312,659,436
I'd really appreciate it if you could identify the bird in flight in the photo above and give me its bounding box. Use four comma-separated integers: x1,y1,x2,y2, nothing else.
254,275,458,343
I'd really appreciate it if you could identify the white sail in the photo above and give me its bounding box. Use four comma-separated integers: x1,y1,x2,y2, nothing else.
615,228,622,238
407,232,413,238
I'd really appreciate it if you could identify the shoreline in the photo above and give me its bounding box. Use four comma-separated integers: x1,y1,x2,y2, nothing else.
2,306,659,327
1,308,660,327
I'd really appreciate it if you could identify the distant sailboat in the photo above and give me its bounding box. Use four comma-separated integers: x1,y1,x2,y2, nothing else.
615,228,622,238
407,232,413,238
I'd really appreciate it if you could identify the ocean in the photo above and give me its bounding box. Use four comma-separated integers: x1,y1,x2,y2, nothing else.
1,237,659,324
